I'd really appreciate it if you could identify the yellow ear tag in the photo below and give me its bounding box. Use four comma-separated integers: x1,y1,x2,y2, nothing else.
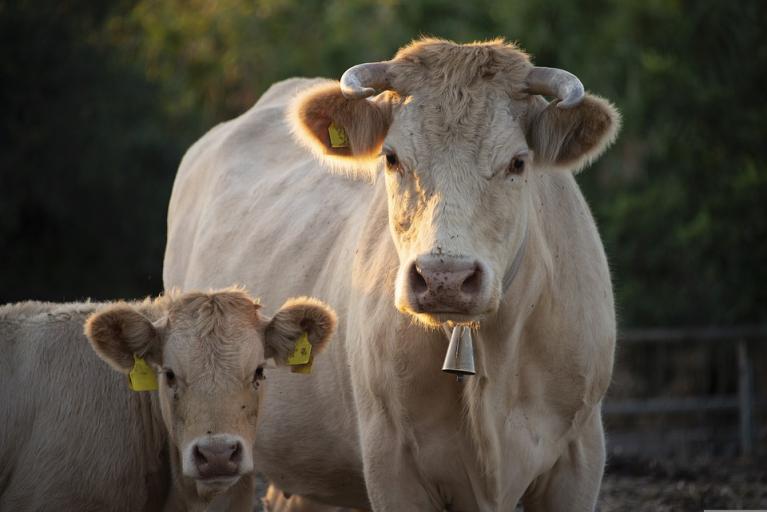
129,355,158,391
328,122,349,148
291,358,313,374
287,332,312,366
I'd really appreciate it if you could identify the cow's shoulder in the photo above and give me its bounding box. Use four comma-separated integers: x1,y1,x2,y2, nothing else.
175,78,326,181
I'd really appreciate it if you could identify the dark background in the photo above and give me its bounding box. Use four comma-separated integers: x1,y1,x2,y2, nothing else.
2,0,765,328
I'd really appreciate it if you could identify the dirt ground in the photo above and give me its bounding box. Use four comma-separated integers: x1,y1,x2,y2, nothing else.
599,455,767,511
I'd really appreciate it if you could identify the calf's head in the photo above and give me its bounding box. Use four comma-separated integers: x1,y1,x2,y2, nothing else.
291,38,619,326
85,289,335,498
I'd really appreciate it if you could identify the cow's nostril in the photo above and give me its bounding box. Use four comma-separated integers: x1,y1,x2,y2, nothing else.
230,442,242,463
409,263,428,294
460,265,482,295
193,445,207,466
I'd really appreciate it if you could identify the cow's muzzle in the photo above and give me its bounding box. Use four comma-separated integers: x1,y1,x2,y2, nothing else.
406,255,489,315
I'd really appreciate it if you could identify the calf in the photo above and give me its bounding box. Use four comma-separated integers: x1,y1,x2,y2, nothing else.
0,288,335,511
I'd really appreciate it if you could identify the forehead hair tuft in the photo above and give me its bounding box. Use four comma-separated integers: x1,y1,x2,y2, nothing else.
385,38,533,130
161,287,261,340
390,37,532,98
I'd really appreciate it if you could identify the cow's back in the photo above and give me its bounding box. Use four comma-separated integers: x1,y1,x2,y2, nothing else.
164,77,372,297
0,303,168,511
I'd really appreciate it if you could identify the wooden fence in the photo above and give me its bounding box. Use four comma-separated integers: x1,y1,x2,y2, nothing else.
604,326,767,457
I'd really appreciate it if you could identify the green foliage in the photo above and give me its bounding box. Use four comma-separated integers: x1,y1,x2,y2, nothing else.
1,0,765,326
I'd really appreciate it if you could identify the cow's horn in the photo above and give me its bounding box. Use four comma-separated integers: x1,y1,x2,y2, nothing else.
524,66,585,109
340,61,392,99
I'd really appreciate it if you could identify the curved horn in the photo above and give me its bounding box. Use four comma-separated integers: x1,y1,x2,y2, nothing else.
524,66,585,109
340,61,392,99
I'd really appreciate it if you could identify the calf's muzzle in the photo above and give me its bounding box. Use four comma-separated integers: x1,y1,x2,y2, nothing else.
192,436,244,479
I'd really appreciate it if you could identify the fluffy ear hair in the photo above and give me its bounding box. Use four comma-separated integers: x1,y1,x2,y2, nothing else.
264,297,337,365
85,304,164,373
526,94,620,173
289,81,392,178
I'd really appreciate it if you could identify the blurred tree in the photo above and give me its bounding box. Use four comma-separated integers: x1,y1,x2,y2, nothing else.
0,0,198,302
1,0,765,327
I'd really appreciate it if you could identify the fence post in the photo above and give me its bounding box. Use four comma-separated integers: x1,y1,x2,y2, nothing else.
737,339,754,457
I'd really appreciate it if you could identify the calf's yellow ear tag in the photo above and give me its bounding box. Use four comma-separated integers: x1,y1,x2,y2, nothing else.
129,354,158,391
291,358,313,374
287,332,313,374
328,122,349,149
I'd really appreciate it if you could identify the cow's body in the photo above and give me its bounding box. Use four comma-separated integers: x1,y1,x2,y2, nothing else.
165,39,617,511
0,302,170,511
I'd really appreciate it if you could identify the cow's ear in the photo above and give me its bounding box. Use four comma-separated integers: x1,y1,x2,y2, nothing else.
263,297,337,366
85,304,164,373
526,94,620,173
289,81,392,177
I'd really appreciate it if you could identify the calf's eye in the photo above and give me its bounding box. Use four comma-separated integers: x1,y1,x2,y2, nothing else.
508,156,526,175
163,369,176,385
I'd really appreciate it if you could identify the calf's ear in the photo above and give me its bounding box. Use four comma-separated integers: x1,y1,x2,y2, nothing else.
289,81,392,178
85,304,163,373
526,94,620,173
264,297,337,365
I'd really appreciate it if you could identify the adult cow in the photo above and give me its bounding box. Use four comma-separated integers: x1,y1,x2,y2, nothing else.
164,38,619,511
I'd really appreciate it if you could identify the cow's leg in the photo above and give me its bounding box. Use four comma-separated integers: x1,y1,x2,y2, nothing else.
522,413,605,512
262,481,369,512
262,483,305,512
359,420,443,512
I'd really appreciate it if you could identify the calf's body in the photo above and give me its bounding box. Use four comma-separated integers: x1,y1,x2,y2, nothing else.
0,290,336,511
0,301,170,511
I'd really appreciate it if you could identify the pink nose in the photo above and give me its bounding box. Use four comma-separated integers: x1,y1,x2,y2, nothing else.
193,438,243,479
408,256,484,313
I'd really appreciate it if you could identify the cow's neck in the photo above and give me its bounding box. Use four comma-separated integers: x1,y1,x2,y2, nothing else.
458,188,554,501
132,391,171,510
458,172,609,503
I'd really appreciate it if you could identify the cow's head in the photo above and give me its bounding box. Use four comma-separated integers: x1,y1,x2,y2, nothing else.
291,38,619,327
85,289,335,499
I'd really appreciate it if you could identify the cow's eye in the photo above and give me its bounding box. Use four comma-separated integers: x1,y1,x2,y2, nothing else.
384,151,399,171
252,367,265,388
163,368,176,385
508,155,526,175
